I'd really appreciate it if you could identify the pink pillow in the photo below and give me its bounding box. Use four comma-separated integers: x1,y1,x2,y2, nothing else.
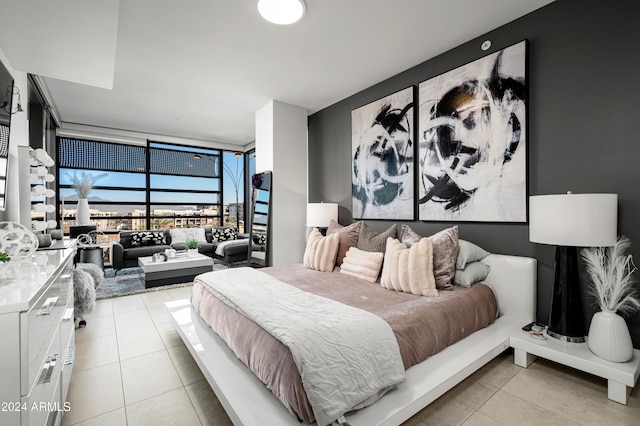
326,219,362,266
339,247,384,282
380,237,437,296
303,228,340,272
400,225,459,290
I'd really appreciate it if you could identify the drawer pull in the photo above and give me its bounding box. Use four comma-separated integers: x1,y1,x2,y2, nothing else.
64,345,75,366
62,307,74,322
37,360,49,384
43,354,57,383
37,354,58,385
38,297,59,316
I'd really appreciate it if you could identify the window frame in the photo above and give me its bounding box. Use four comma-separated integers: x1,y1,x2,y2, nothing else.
56,137,246,233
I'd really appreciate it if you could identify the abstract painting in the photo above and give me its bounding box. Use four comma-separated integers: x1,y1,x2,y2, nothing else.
351,86,414,220
418,40,527,222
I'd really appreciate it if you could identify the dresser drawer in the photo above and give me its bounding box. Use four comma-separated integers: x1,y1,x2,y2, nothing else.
21,325,63,426
20,258,73,396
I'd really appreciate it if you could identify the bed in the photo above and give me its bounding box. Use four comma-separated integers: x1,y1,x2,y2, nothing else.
166,253,536,425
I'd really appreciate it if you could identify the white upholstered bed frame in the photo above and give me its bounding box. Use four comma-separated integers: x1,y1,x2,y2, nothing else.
166,253,537,425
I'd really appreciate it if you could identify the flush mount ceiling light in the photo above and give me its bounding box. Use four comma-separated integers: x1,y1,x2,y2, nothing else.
258,0,306,25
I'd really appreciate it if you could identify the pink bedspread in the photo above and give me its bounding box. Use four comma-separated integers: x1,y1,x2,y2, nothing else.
191,264,497,423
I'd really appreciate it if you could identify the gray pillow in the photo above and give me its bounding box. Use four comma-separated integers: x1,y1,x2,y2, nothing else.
357,223,396,253
454,261,491,287
456,239,490,270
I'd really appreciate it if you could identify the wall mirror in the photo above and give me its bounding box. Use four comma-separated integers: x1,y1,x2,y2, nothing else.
0,60,14,211
248,171,272,267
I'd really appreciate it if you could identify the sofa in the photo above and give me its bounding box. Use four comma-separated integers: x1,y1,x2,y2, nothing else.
111,226,249,271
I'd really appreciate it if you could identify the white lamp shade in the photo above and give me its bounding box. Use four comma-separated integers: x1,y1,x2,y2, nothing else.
529,193,618,247
306,203,338,228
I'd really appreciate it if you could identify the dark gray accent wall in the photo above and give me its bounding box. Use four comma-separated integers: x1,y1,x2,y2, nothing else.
308,1,640,347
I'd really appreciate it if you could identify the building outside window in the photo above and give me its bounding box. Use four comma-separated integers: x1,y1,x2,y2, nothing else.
57,138,243,233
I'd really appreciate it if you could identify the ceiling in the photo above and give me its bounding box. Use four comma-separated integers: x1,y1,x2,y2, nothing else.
0,0,554,148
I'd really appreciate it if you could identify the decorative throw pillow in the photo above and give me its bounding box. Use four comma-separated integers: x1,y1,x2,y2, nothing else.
357,223,397,253
380,237,437,296
339,247,384,283
253,233,267,245
303,228,340,272
456,240,490,270
131,231,166,247
211,226,238,243
169,228,207,245
400,225,458,290
326,219,362,266
399,224,422,248
429,226,459,290
454,261,491,287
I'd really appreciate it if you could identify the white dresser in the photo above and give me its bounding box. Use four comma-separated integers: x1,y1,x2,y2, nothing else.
0,247,76,426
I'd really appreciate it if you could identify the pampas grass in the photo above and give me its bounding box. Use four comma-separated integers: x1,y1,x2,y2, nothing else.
581,236,640,317
67,171,108,198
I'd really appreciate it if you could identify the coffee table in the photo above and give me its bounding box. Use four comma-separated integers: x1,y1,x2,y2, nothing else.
138,253,213,288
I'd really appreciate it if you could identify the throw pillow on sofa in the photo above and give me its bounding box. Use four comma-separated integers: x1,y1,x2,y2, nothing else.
169,228,207,245
211,227,238,243
131,231,166,247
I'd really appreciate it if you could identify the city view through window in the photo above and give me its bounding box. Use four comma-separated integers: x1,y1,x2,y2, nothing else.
48,139,249,235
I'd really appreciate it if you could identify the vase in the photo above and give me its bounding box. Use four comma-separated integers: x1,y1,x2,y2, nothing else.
187,248,198,257
76,198,90,225
587,310,633,362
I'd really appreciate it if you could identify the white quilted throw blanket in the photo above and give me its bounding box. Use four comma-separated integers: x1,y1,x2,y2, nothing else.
196,267,405,426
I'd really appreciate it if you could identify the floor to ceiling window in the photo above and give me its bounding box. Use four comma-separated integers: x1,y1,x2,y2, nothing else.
148,142,222,230
57,138,245,233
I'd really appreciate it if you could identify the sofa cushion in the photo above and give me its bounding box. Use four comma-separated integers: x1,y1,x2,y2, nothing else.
172,242,215,254
123,245,171,260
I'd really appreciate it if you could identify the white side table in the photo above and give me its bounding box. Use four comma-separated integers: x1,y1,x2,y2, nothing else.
510,332,640,404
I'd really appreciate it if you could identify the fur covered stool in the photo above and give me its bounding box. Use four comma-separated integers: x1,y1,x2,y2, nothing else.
73,263,104,328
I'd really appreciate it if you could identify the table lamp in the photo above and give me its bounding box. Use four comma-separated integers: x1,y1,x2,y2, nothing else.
306,203,338,235
529,192,618,343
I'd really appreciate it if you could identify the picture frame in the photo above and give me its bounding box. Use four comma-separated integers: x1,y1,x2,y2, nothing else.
418,40,527,222
351,86,415,220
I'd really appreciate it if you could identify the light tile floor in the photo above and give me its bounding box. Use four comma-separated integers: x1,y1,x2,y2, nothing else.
62,286,640,426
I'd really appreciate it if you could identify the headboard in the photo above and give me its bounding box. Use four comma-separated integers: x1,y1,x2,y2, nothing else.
481,254,537,323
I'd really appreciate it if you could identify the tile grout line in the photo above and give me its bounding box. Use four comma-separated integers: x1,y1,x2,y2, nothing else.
114,310,130,426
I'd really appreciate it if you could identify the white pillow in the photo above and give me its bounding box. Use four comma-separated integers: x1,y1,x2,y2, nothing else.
170,228,207,245
303,229,339,272
339,247,384,283
454,261,491,287
456,239,490,270
380,237,437,297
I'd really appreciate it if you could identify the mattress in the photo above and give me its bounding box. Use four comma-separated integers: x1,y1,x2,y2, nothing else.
191,263,497,423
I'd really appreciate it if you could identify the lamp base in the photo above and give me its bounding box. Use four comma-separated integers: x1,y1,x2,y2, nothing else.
547,245,586,343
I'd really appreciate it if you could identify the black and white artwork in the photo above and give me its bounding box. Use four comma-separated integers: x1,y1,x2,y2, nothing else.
418,40,527,222
351,87,414,220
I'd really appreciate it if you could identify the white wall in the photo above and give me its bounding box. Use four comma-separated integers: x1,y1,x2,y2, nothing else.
57,122,244,152
0,48,29,223
255,100,307,266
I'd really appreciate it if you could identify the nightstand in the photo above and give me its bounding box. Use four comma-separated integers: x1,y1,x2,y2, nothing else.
510,332,640,404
